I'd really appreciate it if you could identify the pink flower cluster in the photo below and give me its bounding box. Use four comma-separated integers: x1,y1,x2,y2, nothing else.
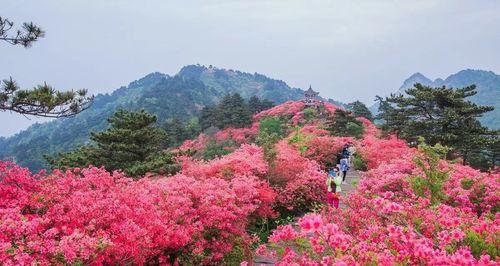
2,100,498,265
214,125,259,145
257,118,499,265
0,158,273,265
253,101,307,125
269,141,327,212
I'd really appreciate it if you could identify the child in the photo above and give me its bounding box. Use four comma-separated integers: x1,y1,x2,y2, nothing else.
326,167,342,208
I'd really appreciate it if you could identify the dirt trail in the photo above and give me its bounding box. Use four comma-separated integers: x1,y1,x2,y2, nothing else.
339,169,361,209
252,170,362,265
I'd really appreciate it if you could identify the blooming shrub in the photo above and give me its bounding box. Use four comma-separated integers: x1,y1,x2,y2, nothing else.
254,101,306,125
257,125,499,265
268,141,326,213
2,101,498,265
0,161,274,265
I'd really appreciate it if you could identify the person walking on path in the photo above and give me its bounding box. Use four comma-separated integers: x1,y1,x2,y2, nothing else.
340,156,349,184
347,143,356,166
326,167,342,208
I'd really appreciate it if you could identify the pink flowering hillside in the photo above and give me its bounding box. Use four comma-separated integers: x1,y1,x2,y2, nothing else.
1,100,498,265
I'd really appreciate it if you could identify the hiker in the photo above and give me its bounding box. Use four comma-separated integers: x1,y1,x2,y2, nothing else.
326,167,342,208
336,152,343,167
340,156,349,184
342,144,350,158
347,143,356,166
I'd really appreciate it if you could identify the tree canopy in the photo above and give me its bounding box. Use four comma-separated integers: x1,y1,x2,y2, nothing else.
376,83,498,169
200,93,255,130
0,16,92,117
326,109,364,139
47,109,179,178
248,95,275,114
347,100,373,121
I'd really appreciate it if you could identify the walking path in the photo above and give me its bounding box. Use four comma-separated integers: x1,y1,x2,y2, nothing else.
339,170,361,209
252,170,362,265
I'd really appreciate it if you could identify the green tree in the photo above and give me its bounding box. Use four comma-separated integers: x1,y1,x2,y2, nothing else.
248,95,275,114
411,139,451,205
377,84,498,167
47,109,179,178
185,117,202,139
0,16,92,117
326,109,364,138
200,106,219,130
163,117,187,147
255,116,286,161
347,100,373,121
200,93,252,130
218,93,252,128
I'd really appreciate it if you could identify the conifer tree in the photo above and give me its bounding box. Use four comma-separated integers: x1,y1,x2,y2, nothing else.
47,109,179,178
248,95,261,114
326,109,364,138
163,117,187,147
347,100,373,121
377,83,498,167
200,93,252,130
0,16,92,117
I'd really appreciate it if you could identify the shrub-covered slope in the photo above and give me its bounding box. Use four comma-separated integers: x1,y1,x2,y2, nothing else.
1,101,498,265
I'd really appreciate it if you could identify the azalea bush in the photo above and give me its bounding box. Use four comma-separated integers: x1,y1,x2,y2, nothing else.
0,160,275,265
2,100,498,265
256,131,499,265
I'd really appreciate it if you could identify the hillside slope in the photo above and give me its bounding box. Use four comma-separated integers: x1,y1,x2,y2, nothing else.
0,65,343,171
371,69,500,129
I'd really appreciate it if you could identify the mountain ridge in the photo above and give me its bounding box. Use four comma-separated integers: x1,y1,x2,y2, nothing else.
0,64,344,171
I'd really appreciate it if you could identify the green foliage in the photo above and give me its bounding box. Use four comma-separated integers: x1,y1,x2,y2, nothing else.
326,109,364,139
0,78,93,118
222,237,248,266
410,139,451,205
0,16,44,47
303,108,318,122
377,84,498,169
248,95,275,114
0,17,92,118
255,116,287,162
200,93,252,130
392,70,500,129
460,178,474,190
353,153,368,171
47,109,179,178
185,117,202,139
259,116,286,137
162,117,201,148
249,215,295,244
462,229,499,259
347,100,373,121
202,139,232,160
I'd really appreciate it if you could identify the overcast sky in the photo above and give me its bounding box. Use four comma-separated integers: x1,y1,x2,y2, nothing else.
1,0,499,137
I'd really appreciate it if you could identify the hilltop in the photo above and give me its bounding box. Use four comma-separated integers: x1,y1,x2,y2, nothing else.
0,65,343,172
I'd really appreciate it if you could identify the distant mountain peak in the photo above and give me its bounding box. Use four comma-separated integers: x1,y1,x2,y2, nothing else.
399,72,432,91
371,68,499,129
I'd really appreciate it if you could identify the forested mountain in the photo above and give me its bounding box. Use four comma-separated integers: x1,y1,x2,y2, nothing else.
0,65,343,171
371,69,500,129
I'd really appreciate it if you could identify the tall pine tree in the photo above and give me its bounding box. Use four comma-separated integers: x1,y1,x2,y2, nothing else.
200,93,252,130
347,100,373,121
377,83,498,168
47,109,179,178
